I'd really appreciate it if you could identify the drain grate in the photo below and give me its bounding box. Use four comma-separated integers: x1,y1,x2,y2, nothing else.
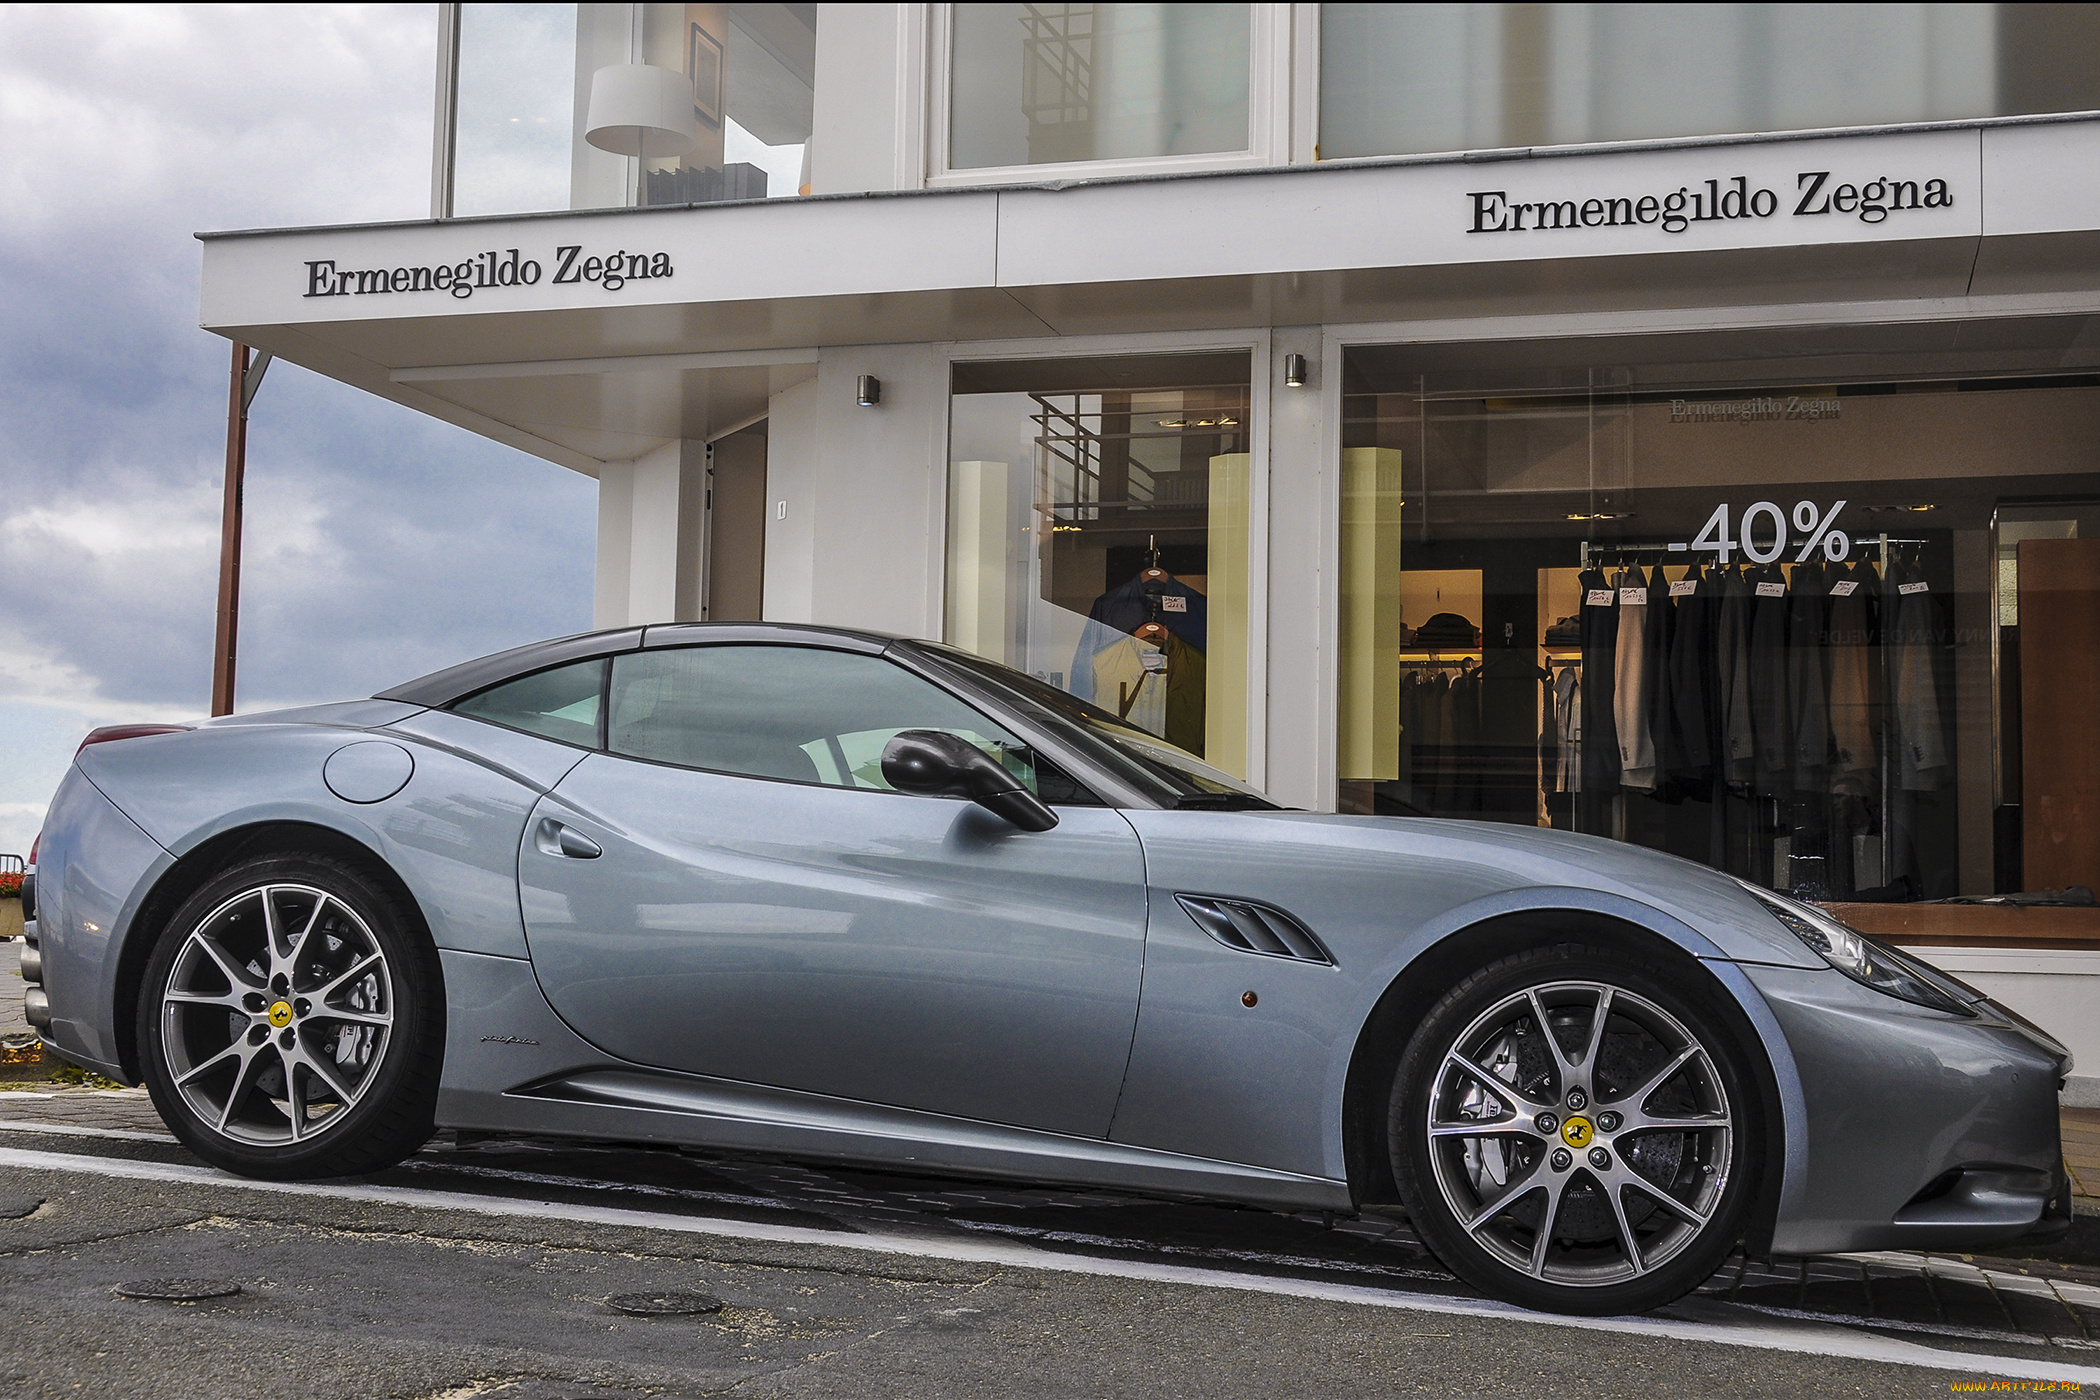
112,1279,243,1302
606,1290,723,1316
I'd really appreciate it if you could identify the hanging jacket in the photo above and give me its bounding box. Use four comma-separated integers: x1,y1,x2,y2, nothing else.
1666,562,1716,781
1826,558,1877,796
1889,555,1951,790
1071,575,1208,702
1554,664,1582,794
1748,563,1793,790
1578,567,1621,793
1643,564,1676,792
1161,629,1207,757
1716,565,1756,783
1787,560,1833,790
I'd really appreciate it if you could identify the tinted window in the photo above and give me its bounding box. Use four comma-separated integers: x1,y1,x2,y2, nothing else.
608,645,1065,794
452,658,605,746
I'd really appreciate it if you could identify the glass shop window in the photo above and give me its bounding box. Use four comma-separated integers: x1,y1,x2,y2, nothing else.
945,352,1255,779
1318,3,2100,161
1335,339,2100,905
451,3,817,216
948,2,1252,170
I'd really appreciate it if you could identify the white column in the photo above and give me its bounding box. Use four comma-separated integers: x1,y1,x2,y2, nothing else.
1265,326,1333,810
593,440,705,629
592,461,635,630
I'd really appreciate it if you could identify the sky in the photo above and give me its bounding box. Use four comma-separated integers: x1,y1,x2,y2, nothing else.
0,3,598,858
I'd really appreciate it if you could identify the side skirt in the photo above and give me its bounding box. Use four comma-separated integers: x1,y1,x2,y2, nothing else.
436,949,1350,1213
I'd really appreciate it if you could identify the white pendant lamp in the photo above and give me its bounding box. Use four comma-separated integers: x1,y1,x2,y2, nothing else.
585,63,698,158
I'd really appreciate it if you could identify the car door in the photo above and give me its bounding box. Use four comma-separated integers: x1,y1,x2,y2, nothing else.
515,640,1149,1139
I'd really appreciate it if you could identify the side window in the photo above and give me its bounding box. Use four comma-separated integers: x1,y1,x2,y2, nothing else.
451,658,605,746
607,645,1092,799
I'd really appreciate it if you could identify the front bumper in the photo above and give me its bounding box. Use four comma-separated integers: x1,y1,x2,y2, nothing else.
1744,962,2068,1257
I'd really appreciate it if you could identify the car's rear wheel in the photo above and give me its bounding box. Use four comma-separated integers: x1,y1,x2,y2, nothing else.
1389,944,1760,1315
138,853,441,1178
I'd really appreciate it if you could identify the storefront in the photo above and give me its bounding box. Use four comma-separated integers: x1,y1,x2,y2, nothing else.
196,4,2100,1098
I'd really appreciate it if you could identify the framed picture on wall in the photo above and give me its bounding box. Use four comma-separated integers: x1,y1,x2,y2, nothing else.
689,23,723,127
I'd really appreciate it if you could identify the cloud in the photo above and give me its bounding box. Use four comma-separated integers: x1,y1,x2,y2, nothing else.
0,4,596,836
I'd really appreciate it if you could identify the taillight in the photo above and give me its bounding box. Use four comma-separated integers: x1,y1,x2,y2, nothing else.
76,724,189,755
26,832,36,868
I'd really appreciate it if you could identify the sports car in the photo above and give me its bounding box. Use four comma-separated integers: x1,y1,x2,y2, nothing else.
20,623,2074,1315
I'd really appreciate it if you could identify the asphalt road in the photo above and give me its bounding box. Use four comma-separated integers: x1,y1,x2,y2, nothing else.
0,1093,2094,1399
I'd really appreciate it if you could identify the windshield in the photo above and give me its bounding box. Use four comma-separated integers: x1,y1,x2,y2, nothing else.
902,643,1276,809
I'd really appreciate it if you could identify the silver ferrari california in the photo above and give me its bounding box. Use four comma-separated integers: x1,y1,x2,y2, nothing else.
21,623,2074,1315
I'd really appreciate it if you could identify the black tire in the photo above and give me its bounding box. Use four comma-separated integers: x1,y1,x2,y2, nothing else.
137,852,442,1179
1389,943,1762,1315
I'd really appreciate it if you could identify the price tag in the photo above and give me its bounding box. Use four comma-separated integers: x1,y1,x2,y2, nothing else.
1161,595,1187,612
1585,589,1615,606
1755,582,1787,597
1668,580,1697,598
1898,581,1929,595
1619,587,1648,605
1830,580,1858,597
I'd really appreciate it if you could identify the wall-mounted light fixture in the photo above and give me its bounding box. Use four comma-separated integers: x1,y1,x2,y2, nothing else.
856,375,881,407
1283,353,1309,388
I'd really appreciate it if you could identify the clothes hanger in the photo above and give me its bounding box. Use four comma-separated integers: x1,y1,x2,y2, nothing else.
1139,534,1171,585
1134,620,1169,644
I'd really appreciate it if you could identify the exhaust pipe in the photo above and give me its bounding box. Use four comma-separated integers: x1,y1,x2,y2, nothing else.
23,987,50,1030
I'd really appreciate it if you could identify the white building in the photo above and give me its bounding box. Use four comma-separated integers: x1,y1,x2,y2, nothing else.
198,3,2100,1093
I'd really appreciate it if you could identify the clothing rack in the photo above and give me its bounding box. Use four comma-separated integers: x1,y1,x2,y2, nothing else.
1566,530,1936,895
1579,536,1929,570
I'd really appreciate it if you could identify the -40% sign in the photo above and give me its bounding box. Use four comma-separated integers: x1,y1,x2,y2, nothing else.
1681,499,1850,565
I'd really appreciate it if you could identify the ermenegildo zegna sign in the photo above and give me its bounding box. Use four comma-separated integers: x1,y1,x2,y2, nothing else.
1467,170,1955,237
301,245,674,300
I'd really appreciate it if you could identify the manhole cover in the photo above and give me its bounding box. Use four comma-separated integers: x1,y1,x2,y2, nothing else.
606,1290,723,1316
112,1279,243,1302
0,1195,43,1220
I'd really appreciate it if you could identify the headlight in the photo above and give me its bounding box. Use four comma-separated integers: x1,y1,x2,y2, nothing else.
1738,882,1976,1017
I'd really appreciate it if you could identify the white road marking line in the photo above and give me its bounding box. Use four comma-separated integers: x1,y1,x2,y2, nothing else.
3,1145,2096,1384
0,1118,177,1144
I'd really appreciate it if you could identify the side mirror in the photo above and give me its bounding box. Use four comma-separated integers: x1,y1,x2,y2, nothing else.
880,730,1059,832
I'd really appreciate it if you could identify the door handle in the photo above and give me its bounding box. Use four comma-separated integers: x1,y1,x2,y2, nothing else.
534,817,602,859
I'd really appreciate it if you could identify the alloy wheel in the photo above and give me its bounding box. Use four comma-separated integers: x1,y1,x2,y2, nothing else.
158,882,394,1146
1422,979,1734,1288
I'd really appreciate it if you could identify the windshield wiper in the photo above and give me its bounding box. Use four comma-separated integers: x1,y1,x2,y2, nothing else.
1172,792,1279,811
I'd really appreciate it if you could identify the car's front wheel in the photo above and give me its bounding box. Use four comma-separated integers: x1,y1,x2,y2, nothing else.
138,853,442,1178
1389,944,1761,1315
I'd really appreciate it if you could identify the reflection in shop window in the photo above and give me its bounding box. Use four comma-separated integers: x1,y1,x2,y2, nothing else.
1336,344,2100,906
946,354,1253,778
1319,3,2100,160
949,3,1252,169
451,3,815,216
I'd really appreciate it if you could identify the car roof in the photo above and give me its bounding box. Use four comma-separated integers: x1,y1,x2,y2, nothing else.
373,622,905,708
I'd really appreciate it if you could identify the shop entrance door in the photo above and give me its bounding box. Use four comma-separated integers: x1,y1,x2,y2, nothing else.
705,423,767,621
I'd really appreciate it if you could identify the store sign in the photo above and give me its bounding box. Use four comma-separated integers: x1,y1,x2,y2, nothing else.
1466,170,1954,238
1669,395,1841,423
301,245,675,301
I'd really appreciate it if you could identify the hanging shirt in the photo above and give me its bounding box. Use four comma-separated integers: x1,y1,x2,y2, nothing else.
1089,635,1168,739
1615,570,1657,791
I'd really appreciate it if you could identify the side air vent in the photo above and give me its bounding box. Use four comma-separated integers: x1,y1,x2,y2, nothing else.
1176,894,1335,966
